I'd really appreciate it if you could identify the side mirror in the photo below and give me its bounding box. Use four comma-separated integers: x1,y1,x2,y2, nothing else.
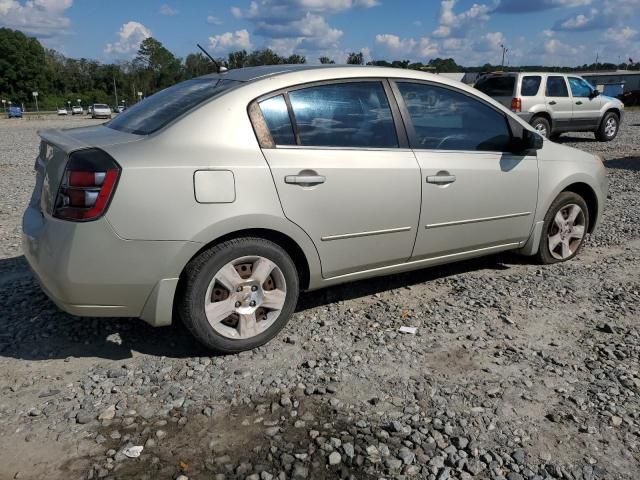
508,117,543,153
590,89,600,99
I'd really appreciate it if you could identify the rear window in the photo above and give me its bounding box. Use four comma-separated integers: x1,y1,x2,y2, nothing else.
520,76,542,96
94,104,108,108
107,78,239,135
474,75,516,97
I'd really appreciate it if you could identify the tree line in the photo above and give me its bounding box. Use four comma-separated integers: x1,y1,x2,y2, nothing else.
0,28,637,111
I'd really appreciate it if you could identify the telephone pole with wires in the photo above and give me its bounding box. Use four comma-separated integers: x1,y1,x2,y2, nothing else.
500,43,509,71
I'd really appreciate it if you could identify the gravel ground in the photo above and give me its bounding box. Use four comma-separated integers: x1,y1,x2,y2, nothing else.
0,113,639,480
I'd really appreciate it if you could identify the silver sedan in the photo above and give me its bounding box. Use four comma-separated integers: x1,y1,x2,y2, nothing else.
22,65,608,353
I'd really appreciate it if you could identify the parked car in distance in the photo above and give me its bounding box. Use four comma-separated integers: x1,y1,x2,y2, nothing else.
7,106,22,118
91,104,111,119
474,72,624,141
23,65,609,354
620,90,640,107
57,107,68,116
116,105,126,113
86,106,93,115
71,105,83,115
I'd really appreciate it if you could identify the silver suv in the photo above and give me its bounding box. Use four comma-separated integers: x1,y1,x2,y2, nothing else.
475,72,624,141
22,65,609,353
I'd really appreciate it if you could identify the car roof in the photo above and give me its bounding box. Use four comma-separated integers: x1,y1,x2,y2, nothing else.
206,64,348,82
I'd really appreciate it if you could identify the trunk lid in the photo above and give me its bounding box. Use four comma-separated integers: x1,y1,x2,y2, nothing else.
35,125,141,215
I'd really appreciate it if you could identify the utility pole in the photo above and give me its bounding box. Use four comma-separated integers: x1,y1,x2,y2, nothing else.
500,44,509,71
595,52,599,71
113,76,119,108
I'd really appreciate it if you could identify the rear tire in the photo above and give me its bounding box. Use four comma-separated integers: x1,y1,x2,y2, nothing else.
178,237,299,354
530,116,551,138
536,192,589,265
595,111,619,142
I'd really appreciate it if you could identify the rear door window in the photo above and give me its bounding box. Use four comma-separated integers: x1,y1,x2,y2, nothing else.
474,75,516,97
520,76,542,96
546,76,569,97
259,95,296,146
287,82,398,148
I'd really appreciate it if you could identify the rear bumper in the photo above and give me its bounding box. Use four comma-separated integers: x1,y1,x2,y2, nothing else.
22,206,201,324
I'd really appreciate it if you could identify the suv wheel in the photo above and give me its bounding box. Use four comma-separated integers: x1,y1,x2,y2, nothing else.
596,112,619,142
179,238,299,353
530,116,551,138
536,192,589,265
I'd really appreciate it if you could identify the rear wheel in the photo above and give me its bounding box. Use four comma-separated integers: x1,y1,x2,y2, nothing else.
530,116,551,138
595,112,619,142
178,238,299,353
536,192,589,264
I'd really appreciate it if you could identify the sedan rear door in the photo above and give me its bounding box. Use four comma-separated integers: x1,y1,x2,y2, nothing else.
252,80,422,279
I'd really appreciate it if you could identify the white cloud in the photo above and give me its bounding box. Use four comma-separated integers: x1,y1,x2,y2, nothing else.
604,26,637,45
375,34,439,59
159,4,178,16
105,21,152,57
209,29,252,52
544,38,578,56
207,15,222,25
230,0,375,55
0,0,73,37
432,0,490,38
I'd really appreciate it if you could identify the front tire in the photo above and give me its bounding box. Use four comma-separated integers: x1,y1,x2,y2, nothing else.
536,192,589,265
530,116,551,138
595,112,619,142
178,237,299,354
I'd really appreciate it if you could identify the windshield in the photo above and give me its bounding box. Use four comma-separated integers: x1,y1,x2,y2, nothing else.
107,78,240,135
475,75,516,97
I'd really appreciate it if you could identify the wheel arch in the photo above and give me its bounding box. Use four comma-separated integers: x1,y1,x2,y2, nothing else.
182,228,312,291
530,111,553,128
560,182,598,234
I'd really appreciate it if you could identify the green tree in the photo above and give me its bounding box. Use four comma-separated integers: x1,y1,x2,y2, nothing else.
428,58,460,73
0,28,48,105
285,54,306,64
319,56,335,64
347,52,364,65
133,37,182,91
245,49,285,66
228,50,248,69
184,52,217,79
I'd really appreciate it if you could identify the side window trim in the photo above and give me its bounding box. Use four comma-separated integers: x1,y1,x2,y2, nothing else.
388,78,514,154
250,78,409,150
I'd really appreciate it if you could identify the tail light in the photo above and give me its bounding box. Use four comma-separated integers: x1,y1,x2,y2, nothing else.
511,97,522,112
54,148,121,222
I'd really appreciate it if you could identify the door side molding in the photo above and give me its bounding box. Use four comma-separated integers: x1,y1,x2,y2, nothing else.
425,211,532,229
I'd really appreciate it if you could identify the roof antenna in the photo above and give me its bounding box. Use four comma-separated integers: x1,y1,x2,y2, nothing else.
197,43,227,73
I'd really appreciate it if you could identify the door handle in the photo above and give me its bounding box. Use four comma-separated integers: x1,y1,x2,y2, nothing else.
285,174,326,186
548,101,557,105
576,101,583,105
426,174,456,185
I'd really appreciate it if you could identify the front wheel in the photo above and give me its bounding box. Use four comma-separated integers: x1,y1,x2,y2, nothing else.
536,192,589,264
178,238,299,353
530,116,551,138
596,112,619,142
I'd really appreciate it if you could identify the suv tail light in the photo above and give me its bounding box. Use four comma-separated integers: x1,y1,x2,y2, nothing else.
54,148,120,221
511,97,522,112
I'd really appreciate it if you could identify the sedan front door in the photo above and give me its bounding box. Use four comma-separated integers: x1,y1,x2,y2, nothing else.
254,80,422,279
392,80,539,261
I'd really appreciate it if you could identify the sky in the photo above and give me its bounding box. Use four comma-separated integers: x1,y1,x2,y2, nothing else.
1,0,639,67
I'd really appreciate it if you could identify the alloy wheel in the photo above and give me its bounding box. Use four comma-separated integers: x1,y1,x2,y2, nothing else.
547,204,586,260
204,256,287,339
604,117,617,138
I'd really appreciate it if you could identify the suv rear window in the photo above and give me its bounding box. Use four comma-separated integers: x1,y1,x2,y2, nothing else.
474,75,516,97
520,76,541,96
108,78,239,135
